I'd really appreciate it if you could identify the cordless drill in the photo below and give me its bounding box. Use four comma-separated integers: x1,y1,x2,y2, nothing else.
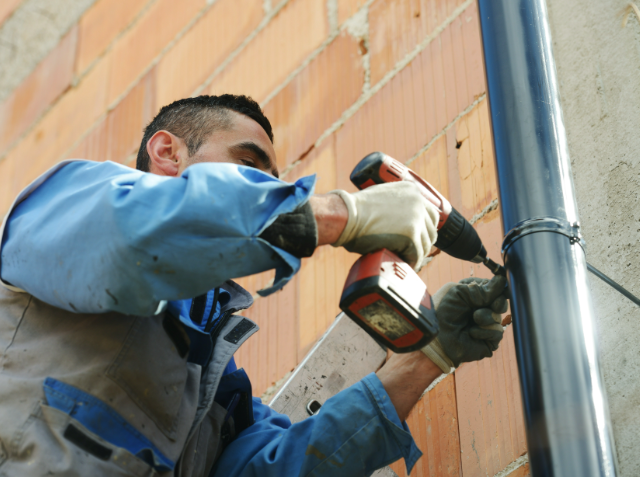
339,152,505,353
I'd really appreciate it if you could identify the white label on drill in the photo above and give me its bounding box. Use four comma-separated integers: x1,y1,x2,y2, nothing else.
359,300,414,341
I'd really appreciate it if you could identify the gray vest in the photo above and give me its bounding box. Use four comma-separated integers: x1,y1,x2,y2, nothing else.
0,282,258,477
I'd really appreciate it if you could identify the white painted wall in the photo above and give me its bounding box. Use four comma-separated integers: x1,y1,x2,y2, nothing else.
547,1,640,474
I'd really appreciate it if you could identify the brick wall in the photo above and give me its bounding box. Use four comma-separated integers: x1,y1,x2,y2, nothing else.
0,0,529,475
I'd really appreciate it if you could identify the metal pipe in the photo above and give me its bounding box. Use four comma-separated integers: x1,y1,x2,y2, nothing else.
476,1,618,475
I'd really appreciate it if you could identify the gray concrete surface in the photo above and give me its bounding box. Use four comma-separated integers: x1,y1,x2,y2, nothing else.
0,0,98,102
546,1,640,474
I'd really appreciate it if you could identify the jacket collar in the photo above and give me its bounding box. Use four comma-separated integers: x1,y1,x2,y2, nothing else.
220,280,253,314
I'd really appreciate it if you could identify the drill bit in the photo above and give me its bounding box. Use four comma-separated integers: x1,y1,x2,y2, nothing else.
482,257,506,276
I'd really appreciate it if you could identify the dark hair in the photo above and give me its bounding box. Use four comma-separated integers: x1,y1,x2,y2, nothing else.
136,94,273,172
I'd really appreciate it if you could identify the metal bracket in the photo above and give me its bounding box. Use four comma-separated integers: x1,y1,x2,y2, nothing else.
502,216,585,257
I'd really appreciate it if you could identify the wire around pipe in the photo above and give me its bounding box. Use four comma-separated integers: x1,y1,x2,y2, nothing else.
587,263,640,307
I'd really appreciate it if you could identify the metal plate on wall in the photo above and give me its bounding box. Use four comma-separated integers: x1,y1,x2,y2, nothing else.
269,313,397,476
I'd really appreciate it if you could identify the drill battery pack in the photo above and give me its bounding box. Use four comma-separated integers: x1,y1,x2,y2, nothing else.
339,249,438,353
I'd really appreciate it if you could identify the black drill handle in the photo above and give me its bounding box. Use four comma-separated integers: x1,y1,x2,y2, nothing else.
350,152,487,263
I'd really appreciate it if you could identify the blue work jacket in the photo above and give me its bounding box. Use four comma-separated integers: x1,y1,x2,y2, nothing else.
0,160,422,475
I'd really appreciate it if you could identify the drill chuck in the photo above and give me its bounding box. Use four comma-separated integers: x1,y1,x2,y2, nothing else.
433,207,483,262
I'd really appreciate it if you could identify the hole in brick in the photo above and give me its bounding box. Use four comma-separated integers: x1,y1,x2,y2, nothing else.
297,144,315,163
358,39,368,56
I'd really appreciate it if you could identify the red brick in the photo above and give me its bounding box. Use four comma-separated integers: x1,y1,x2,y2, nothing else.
399,65,419,161
298,254,318,355
335,58,441,189
455,109,475,214
0,27,77,156
447,0,465,17
284,136,338,194
408,56,428,149
400,98,500,225
420,47,439,144
461,2,485,103
381,74,401,158
65,118,109,163
64,68,156,165
369,0,470,86
76,0,151,75
275,274,299,381
0,0,21,26
337,0,367,24
390,374,461,476
263,33,363,170
444,127,463,213
208,0,328,103
155,0,263,108
478,100,499,201
389,70,409,160
440,24,459,125
435,0,448,23
106,68,157,164
467,104,487,212
430,36,448,132
369,0,429,85
450,15,469,114
235,267,308,377
234,274,300,398
107,0,205,105
450,100,499,218
507,463,531,477
409,134,450,206
6,55,111,198
455,324,527,477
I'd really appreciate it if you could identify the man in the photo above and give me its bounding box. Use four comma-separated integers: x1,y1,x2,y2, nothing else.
0,95,507,476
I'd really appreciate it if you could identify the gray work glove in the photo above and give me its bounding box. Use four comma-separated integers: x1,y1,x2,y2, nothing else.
421,275,509,373
330,182,439,271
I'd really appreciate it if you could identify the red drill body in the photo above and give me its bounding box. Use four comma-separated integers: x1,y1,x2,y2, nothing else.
339,152,505,353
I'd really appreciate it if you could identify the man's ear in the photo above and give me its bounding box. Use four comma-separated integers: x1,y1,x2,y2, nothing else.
146,130,187,177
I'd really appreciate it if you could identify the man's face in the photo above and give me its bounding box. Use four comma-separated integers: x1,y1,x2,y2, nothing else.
184,111,278,178
147,110,279,178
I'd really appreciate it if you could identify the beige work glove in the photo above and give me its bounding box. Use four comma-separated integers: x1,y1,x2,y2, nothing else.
330,182,439,271
422,276,509,373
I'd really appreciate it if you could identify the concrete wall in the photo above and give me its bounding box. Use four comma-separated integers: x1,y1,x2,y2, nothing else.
0,0,98,102
546,1,640,475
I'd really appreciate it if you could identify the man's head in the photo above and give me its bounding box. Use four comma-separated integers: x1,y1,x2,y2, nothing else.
136,94,278,177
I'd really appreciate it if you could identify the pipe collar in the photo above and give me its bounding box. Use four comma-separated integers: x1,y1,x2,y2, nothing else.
502,216,585,257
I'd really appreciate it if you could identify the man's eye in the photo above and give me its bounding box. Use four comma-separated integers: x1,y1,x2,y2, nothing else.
239,159,255,167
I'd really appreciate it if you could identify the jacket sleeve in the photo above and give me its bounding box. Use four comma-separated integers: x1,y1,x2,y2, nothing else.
212,373,422,477
0,160,315,315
